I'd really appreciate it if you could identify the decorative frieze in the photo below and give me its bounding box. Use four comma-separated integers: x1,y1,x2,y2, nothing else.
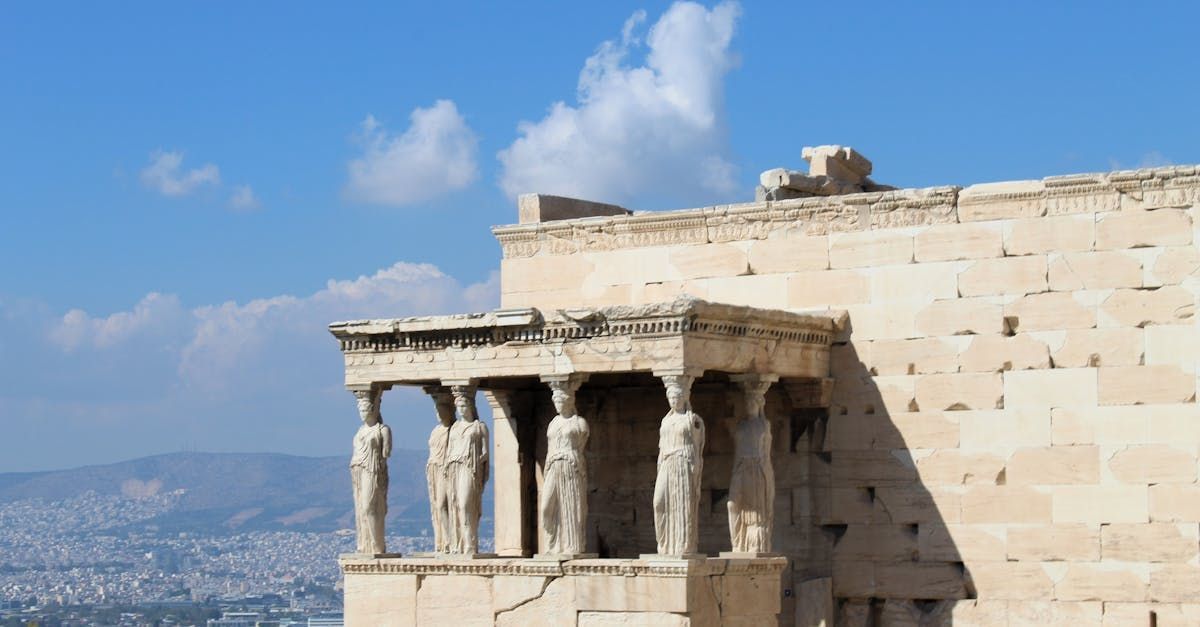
492,166,1200,258
329,297,837,386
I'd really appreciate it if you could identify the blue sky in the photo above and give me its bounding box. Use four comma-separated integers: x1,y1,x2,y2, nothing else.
1,1,1197,471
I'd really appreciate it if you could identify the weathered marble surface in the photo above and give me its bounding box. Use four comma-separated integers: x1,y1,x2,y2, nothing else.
727,374,776,554
446,385,489,554
540,376,590,556
340,555,786,627
424,387,455,553
653,374,705,556
349,389,391,555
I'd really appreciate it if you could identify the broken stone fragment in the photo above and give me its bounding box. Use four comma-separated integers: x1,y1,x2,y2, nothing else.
517,193,630,224
802,144,873,178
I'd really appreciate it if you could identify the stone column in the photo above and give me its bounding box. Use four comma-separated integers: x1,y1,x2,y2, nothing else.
444,380,489,555
346,384,395,557
421,386,456,554
537,373,592,558
482,389,532,556
650,369,706,557
726,374,779,556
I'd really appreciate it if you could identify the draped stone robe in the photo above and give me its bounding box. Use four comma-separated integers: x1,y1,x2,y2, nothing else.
541,413,590,554
728,414,774,553
653,410,705,555
426,422,452,552
446,419,489,553
350,422,391,554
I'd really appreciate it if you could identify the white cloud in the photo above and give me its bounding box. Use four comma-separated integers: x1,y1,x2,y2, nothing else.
50,292,185,351
7,260,499,469
229,185,262,211
40,261,496,394
345,100,479,207
140,150,221,196
497,1,741,207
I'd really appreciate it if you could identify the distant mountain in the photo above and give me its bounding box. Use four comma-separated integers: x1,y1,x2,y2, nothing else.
0,451,473,535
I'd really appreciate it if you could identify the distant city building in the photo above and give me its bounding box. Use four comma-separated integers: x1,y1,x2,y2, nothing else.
307,612,344,627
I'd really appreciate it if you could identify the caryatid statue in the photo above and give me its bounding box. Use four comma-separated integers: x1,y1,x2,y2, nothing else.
728,375,776,554
540,377,590,555
424,387,456,553
349,388,392,555
653,373,705,556
446,384,489,554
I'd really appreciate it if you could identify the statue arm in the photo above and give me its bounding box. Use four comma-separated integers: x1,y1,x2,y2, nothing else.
382,425,393,460
480,423,490,484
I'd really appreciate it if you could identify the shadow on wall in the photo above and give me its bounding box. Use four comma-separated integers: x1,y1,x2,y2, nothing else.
535,348,974,625
810,332,975,625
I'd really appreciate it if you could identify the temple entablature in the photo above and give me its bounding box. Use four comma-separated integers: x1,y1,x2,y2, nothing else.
329,297,841,387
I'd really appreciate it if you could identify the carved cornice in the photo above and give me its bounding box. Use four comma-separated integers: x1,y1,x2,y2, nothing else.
329,297,837,385
339,556,787,578
492,165,1200,258
332,299,833,354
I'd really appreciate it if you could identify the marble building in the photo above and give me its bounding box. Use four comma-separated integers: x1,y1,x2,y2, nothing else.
332,147,1200,625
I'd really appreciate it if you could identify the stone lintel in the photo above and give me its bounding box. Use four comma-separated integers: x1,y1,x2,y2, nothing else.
729,373,780,385
517,193,631,224
539,372,588,386
331,297,837,389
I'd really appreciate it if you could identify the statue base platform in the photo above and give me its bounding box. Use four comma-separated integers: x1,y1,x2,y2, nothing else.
533,552,598,561
340,554,787,626
338,552,403,559
407,552,499,559
638,553,708,561
719,551,784,559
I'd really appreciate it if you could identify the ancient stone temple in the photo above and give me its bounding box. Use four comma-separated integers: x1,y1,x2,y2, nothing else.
331,148,1200,625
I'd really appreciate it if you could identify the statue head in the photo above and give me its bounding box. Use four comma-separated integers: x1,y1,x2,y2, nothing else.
734,377,773,421
549,384,576,418
354,389,382,426
662,374,694,414
451,385,477,422
744,386,766,419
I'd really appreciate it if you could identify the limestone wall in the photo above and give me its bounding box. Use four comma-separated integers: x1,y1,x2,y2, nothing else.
493,166,1200,625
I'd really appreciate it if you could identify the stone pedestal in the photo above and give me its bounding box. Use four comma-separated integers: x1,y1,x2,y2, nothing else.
340,555,787,626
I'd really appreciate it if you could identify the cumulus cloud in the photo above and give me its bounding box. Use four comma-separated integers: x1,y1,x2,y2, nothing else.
140,150,221,196
228,185,262,211
4,261,499,470
497,1,741,207
178,262,497,386
345,100,479,207
42,261,498,392
50,292,185,351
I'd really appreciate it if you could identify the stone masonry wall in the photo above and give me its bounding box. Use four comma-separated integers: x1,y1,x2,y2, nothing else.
494,165,1200,625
